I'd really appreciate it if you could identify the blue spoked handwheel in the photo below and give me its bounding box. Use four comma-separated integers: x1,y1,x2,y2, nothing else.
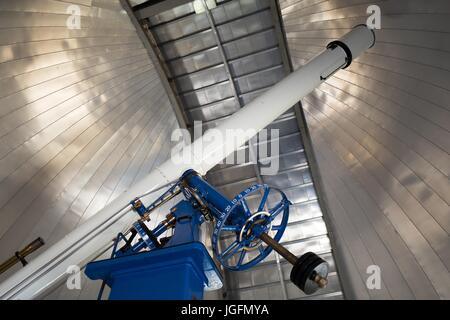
212,184,291,271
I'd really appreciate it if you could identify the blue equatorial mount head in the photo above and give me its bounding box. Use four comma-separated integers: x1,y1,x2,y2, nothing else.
181,170,291,271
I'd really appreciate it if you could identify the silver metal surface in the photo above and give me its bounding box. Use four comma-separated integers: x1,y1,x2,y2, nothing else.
4,0,445,301
143,0,342,300
0,0,179,298
280,0,450,299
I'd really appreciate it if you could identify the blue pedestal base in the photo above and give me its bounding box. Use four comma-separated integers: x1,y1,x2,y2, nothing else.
85,242,222,300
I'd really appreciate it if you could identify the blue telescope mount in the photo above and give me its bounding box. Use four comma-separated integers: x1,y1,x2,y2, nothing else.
85,170,329,300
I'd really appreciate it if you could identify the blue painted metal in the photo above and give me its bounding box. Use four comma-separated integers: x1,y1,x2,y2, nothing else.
110,233,129,258
182,169,232,215
141,182,181,214
211,184,290,271
85,169,291,300
132,221,159,249
86,192,222,299
130,199,148,217
86,242,222,300
165,200,203,245
112,218,170,258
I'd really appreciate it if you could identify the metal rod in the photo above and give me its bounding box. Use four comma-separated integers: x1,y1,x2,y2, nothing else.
201,0,241,107
0,238,45,275
259,233,297,265
140,187,182,221
120,0,189,130
260,233,329,289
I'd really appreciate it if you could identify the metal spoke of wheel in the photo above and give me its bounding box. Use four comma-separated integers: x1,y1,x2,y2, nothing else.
269,201,284,218
241,198,251,216
258,187,270,212
212,183,291,271
221,241,241,260
237,250,246,266
222,225,241,232
258,245,265,255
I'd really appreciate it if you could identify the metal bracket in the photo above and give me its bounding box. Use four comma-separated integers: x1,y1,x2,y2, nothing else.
130,198,149,217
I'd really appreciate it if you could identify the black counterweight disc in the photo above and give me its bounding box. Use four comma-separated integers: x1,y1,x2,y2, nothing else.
290,252,329,294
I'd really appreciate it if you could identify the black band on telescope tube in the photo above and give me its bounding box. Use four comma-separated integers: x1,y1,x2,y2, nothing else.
326,40,353,69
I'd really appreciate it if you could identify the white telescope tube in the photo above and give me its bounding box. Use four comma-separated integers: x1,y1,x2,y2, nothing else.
0,25,375,300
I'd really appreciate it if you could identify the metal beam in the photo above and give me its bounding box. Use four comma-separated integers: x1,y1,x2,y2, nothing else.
120,0,189,130
134,0,193,20
200,0,240,107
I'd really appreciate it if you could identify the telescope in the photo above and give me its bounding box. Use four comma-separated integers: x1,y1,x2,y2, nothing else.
0,25,375,300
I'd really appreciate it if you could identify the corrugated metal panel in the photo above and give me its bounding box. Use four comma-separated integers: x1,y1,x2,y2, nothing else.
0,0,179,300
144,0,342,300
280,0,450,299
